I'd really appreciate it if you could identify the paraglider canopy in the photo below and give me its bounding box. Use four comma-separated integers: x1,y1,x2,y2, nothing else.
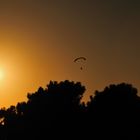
74,57,86,62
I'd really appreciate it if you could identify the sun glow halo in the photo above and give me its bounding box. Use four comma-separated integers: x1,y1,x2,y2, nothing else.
0,70,4,80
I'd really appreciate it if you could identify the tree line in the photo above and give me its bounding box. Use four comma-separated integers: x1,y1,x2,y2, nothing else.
0,80,139,139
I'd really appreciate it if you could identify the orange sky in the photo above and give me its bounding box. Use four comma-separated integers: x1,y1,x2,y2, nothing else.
0,1,140,107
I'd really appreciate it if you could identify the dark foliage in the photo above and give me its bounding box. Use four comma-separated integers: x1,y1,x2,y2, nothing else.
87,83,140,139
0,81,139,139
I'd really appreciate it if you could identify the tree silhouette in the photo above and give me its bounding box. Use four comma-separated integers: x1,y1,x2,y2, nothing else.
13,80,85,139
87,83,140,139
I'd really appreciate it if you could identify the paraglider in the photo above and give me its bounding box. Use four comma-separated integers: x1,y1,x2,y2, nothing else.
74,57,86,70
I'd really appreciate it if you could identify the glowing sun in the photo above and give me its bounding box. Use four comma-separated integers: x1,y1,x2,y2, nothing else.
0,70,4,80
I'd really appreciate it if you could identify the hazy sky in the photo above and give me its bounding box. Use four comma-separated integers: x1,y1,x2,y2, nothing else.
0,0,140,107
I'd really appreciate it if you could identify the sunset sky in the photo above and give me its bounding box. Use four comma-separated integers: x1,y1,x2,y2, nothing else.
0,0,140,107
